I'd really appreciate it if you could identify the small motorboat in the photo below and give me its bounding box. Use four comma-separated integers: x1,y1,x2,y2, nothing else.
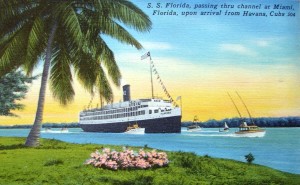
125,123,145,134
187,115,201,132
228,91,266,137
60,128,69,133
234,122,265,137
45,128,52,133
43,128,69,133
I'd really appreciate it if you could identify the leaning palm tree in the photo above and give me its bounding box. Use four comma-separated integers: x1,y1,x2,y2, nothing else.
0,1,151,147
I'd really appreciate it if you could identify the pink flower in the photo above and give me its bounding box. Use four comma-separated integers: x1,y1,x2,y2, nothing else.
102,148,110,154
84,159,94,165
85,147,169,170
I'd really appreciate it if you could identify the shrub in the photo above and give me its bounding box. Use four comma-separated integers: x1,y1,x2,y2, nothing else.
85,147,169,170
44,159,64,166
174,152,197,168
204,154,211,158
245,153,255,164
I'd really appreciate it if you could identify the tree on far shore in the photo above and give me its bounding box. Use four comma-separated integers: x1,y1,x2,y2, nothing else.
0,1,151,147
0,71,36,116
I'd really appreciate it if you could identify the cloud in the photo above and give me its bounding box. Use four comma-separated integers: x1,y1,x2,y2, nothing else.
254,40,269,47
142,41,173,50
219,44,257,56
251,37,280,47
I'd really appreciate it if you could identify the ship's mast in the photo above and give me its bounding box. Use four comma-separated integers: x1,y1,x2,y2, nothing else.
141,52,175,102
236,91,255,125
227,92,242,118
141,52,154,99
149,55,154,99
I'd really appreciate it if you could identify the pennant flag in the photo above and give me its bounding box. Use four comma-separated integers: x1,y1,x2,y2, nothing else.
141,52,150,60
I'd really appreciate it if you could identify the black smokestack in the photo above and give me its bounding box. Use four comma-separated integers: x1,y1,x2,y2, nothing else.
123,85,131,102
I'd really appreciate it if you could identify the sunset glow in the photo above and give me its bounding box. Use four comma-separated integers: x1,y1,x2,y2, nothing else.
1,0,299,125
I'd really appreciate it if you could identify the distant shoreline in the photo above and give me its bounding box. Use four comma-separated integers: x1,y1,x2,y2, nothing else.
183,116,300,128
1,116,299,129
0,122,79,129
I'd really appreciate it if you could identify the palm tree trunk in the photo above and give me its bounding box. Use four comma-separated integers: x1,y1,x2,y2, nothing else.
25,21,58,147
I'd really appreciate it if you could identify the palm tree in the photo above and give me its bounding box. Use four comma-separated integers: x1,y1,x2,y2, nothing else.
0,1,151,147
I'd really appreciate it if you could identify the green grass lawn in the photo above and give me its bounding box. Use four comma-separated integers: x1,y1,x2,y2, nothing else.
0,137,299,185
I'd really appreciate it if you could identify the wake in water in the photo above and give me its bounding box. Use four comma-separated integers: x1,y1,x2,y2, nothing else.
185,133,265,138
186,133,235,137
182,128,265,138
199,131,220,133
41,130,72,134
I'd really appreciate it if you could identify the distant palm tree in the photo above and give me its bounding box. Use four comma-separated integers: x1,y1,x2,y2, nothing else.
0,1,151,147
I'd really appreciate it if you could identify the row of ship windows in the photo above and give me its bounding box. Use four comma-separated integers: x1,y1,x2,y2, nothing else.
80,110,146,121
81,105,148,117
80,109,172,121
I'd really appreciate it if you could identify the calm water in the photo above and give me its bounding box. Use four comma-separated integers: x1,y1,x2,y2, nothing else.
0,127,299,174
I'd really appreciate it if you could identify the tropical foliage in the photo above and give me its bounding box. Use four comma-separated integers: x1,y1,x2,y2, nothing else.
0,1,151,146
0,70,36,116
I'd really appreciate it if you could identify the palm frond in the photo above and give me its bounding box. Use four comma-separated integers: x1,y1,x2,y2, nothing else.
0,25,30,76
55,2,83,48
72,50,99,93
108,0,152,32
89,0,151,32
81,10,143,49
50,45,74,105
100,16,143,49
23,16,47,75
0,1,40,39
95,37,121,86
97,65,113,103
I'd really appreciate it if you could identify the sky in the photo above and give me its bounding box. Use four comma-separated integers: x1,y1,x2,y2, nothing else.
1,0,299,125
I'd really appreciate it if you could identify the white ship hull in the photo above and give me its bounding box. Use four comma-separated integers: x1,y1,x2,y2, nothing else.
79,98,182,133
125,128,145,134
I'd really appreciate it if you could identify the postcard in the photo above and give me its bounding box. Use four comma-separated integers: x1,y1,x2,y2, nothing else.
0,0,299,177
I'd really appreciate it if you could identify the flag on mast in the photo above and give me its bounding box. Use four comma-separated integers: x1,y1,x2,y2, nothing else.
141,51,150,60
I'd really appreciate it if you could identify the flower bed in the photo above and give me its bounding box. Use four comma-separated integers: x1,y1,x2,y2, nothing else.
85,147,169,170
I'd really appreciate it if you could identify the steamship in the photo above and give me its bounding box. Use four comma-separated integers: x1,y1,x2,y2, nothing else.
79,85,182,133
